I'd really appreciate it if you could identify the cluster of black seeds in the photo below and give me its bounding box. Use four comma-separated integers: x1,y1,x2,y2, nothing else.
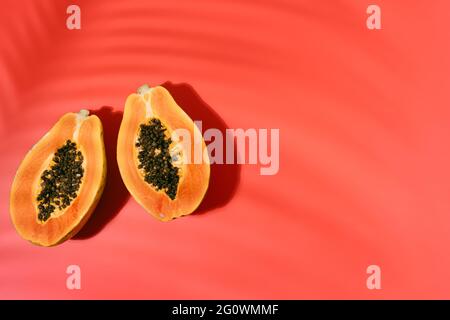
37,140,84,222
136,118,179,200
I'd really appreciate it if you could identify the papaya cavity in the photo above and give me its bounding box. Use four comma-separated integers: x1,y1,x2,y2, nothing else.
136,118,180,200
37,140,84,222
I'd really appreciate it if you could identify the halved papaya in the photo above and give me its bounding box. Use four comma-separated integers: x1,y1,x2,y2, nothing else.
117,85,210,221
10,110,106,246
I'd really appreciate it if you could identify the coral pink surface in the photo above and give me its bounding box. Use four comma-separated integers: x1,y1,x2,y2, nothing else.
1,0,450,299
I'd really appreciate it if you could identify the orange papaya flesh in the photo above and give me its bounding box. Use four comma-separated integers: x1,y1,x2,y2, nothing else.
10,110,106,246
117,85,210,221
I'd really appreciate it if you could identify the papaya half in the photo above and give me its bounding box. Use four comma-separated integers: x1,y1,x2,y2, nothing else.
117,85,210,221
10,110,106,246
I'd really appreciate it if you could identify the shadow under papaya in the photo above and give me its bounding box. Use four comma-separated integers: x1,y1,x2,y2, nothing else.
74,106,130,239
162,82,241,214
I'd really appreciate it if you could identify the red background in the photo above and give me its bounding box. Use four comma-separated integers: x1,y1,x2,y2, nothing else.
1,0,450,299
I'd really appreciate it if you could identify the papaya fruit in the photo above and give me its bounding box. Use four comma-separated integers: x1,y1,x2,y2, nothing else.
10,110,106,246
117,85,210,221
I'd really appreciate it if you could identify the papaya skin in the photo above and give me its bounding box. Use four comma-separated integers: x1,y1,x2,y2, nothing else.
9,111,106,247
117,85,210,221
